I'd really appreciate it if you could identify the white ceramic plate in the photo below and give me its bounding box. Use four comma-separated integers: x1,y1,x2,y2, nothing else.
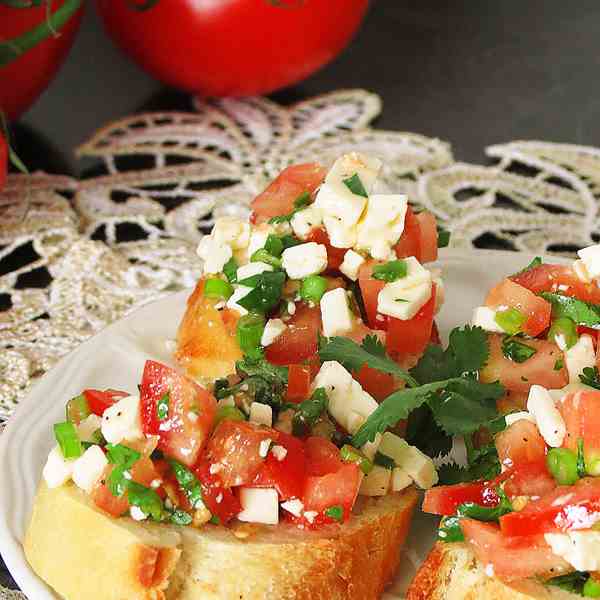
0,249,563,599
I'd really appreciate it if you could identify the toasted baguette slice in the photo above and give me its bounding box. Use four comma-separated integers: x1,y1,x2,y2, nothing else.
406,542,578,600
25,482,418,600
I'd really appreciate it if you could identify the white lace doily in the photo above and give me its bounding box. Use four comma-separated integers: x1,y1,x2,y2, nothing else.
2,88,600,597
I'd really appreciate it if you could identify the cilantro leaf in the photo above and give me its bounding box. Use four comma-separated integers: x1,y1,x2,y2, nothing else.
410,326,489,383
580,366,600,389
361,334,386,358
540,292,600,328
268,192,311,224
319,336,418,387
513,256,542,276
405,405,453,459
501,337,537,363
438,441,502,485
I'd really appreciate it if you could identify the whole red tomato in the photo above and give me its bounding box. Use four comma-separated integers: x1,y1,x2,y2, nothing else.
96,0,369,97
0,1,84,121
0,134,6,188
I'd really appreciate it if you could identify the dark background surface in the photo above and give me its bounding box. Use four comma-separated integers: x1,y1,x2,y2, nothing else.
4,0,600,591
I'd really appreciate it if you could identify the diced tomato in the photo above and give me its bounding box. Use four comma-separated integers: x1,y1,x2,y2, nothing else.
83,388,129,416
306,227,346,271
414,211,438,263
485,278,551,337
305,436,344,476
0,134,7,190
560,390,600,468
461,519,569,581
495,420,547,469
91,457,160,518
422,482,500,516
511,263,600,305
265,303,321,366
502,460,557,499
139,360,217,467
499,478,600,536
286,364,312,403
250,163,326,224
394,206,421,261
386,283,436,358
303,463,361,518
204,420,277,487
353,363,397,401
252,433,307,500
194,460,241,524
480,334,567,394
358,275,387,330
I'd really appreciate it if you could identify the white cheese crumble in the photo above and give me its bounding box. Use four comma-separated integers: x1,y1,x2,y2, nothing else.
42,446,74,488
339,249,365,281
281,499,304,518
271,445,288,461
237,487,279,525
320,288,353,337
281,242,328,280
236,261,273,281
545,531,600,571
101,394,143,445
577,244,600,280
130,506,147,521
260,318,287,347
72,445,108,494
471,306,505,333
249,402,273,428
225,285,252,316
196,236,233,275
259,438,272,458
290,206,322,239
504,411,536,427
527,385,566,448
565,334,596,384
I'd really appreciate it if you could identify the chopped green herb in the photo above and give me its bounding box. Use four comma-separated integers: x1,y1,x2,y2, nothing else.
554,358,564,371
169,460,204,509
237,313,265,359
548,316,578,350
299,275,328,303
250,248,282,269
547,571,588,595
268,192,311,224
361,334,386,357
577,438,587,478
203,278,234,300
340,444,373,474
514,256,542,276
238,271,286,314
264,234,284,257
106,444,141,498
65,394,91,426
170,509,193,526
438,516,464,542
374,451,396,470
292,388,329,437
438,440,502,485
156,393,170,421
53,422,83,459
127,481,165,521
540,292,600,328
580,366,600,390
456,488,512,522
325,505,344,521
342,173,368,197
279,234,302,250
209,514,221,525
501,337,537,363
223,257,238,283
437,226,451,248
494,307,526,335
372,259,407,283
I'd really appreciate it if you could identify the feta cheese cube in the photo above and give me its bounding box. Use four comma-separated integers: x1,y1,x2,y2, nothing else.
505,411,536,427
290,206,322,239
377,280,432,320
247,228,271,258
236,261,273,281
471,306,505,333
237,487,279,525
130,506,147,521
339,249,365,281
225,285,252,316
249,402,273,428
281,242,328,279
400,444,438,489
527,385,566,447
315,183,367,229
271,445,287,461
42,446,74,488
281,498,304,518
77,414,102,443
545,531,600,571
196,236,232,276
101,395,143,445
565,334,596,384
212,217,251,250
577,244,600,279
260,318,287,347
322,216,357,249
320,288,353,337
72,445,108,493
359,465,391,496
573,259,592,283
258,438,272,458
391,467,413,492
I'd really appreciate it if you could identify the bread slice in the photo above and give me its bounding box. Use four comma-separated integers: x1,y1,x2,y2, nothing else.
406,542,578,600
24,482,418,600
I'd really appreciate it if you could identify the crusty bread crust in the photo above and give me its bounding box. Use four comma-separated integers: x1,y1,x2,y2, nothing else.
24,483,418,600
406,542,578,600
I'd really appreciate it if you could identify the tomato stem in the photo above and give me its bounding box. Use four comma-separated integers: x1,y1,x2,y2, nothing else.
0,0,82,67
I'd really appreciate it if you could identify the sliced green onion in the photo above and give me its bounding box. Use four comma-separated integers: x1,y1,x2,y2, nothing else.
547,448,579,485
438,515,465,542
65,394,90,425
237,271,286,314
251,248,282,269
223,257,238,283
237,313,265,358
203,277,233,300
299,275,328,303
156,392,169,421
342,173,368,197
494,307,526,335
374,451,396,470
169,459,204,509
292,388,329,437
501,337,537,363
264,234,284,257
127,481,165,521
584,577,600,598
372,260,407,283
214,405,246,426
106,444,141,497
548,317,578,350
53,422,83,459
340,444,373,474
325,505,344,521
